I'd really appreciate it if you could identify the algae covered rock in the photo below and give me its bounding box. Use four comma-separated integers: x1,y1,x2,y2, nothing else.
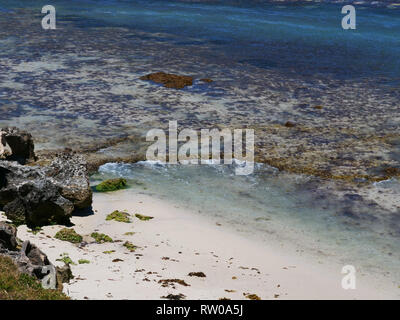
54,228,83,244
95,178,127,192
106,210,131,223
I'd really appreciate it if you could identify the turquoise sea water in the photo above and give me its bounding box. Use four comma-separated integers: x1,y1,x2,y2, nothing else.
91,161,400,288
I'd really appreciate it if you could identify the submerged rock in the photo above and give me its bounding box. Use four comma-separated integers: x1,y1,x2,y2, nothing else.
200,78,213,83
140,72,193,89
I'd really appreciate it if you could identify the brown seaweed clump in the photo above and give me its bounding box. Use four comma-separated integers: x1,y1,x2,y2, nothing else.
188,272,206,277
158,279,190,287
140,72,193,89
284,121,296,128
161,293,186,300
244,293,261,300
382,167,400,178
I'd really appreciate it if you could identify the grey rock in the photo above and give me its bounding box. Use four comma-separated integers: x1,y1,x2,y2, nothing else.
0,222,18,250
15,241,52,279
0,222,56,281
0,161,74,226
44,152,92,210
56,263,74,284
0,151,92,227
0,127,36,164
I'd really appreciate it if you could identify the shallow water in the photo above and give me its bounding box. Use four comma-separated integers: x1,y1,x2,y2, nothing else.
92,162,400,284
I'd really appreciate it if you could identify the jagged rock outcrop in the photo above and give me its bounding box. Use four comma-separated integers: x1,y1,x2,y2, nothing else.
0,160,75,226
0,152,92,227
0,222,18,250
0,221,51,279
0,128,92,227
0,127,36,164
56,264,74,285
45,152,93,209
0,221,70,288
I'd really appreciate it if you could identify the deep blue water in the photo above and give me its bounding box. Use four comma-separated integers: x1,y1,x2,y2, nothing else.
1,0,400,81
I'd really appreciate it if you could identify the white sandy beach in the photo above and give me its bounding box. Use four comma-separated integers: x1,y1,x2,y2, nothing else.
2,189,399,300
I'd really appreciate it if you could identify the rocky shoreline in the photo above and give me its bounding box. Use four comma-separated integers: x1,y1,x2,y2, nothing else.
0,127,92,227
0,127,92,295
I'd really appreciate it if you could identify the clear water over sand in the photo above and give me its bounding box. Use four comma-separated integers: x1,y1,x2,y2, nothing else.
92,162,400,286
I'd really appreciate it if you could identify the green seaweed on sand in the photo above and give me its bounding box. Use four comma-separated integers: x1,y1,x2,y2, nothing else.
91,232,113,243
95,178,127,192
103,250,115,254
54,228,82,244
124,232,135,236
106,210,131,223
56,253,76,265
123,241,138,252
135,214,154,221
78,259,90,264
